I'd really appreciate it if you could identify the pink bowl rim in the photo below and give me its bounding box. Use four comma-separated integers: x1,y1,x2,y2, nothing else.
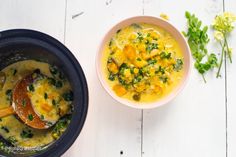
96,15,191,109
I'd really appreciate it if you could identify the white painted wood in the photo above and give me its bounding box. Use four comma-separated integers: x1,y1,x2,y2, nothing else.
224,0,236,157
142,0,226,157
0,0,66,42
63,0,143,157
0,0,231,157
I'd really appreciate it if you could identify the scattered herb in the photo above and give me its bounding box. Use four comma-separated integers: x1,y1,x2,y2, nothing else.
1,126,9,133
20,129,33,138
146,43,158,53
63,91,73,101
183,11,218,83
5,89,12,101
173,59,184,72
133,93,141,101
28,114,33,121
22,99,26,107
52,99,56,106
28,84,34,92
155,66,165,74
137,32,144,42
159,76,168,83
52,116,71,139
160,51,171,59
116,29,121,34
49,65,58,75
59,71,65,80
12,69,17,76
147,59,157,65
48,78,56,86
0,72,6,90
55,80,63,88
212,12,236,77
131,23,142,29
108,73,116,81
44,93,48,99
7,136,17,145
40,115,44,120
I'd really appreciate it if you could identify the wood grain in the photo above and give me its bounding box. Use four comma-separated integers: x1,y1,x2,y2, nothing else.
142,0,226,157
224,0,236,157
63,0,143,157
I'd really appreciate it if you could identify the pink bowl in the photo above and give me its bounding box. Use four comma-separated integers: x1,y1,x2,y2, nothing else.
96,16,191,109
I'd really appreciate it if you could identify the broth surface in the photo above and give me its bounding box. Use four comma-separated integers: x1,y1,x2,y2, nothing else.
0,60,72,150
102,23,184,103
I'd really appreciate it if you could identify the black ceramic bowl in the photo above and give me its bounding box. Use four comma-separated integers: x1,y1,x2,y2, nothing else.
0,29,88,157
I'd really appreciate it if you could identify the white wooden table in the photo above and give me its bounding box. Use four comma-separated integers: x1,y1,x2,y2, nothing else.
0,0,236,157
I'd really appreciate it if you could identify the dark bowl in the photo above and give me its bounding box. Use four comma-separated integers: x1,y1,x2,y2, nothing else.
0,29,88,157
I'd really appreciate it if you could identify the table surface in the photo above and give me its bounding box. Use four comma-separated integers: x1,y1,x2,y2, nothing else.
0,0,236,157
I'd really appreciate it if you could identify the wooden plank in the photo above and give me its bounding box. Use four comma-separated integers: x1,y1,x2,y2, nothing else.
224,0,236,157
63,0,143,157
142,0,226,157
0,0,66,42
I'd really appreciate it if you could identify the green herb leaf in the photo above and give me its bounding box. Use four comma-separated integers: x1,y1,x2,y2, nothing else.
22,99,26,107
28,114,33,121
184,11,218,83
20,129,33,138
1,126,9,133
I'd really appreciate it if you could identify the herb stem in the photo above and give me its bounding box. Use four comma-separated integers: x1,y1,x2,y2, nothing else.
217,41,225,78
223,34,232,63
201,74,207,83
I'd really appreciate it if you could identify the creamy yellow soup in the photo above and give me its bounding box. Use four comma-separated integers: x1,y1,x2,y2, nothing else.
102,23,184,103
0,60,73,152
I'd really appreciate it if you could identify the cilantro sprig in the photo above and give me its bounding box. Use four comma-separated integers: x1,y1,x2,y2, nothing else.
183,11,218,83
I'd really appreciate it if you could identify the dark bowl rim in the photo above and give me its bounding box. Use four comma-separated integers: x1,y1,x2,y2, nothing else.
0,29,89,157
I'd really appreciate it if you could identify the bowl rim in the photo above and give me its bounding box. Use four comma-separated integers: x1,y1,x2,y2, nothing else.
96,15,191,109
0,29,89,157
